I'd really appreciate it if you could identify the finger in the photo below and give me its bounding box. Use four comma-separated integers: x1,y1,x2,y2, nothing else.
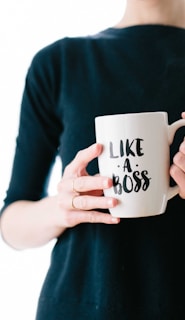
179,139,185,154
64,210,120,226
170,164,185,198
72,194,118,211
65,143,103,176
181,112,185,119
173,151,185,172
73,176,113,193
58,175,112,194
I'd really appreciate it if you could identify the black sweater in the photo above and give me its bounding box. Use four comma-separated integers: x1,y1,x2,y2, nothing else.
1,25,185,319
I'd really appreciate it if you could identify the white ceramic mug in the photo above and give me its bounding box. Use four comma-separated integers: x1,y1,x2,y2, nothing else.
95,112,185,218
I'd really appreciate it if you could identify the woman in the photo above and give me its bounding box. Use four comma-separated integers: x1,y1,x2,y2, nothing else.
1,0,185,318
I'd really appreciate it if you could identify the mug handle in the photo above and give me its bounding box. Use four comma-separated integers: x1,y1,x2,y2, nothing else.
167,119,185,200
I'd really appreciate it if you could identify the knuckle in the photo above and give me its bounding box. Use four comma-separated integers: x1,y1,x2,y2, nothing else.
63,163,71,174
170,165,184,184
64,163,76,176
78,196,88,209
62,212,74,227
87,212,96,223
173,152,183,166
75,149,83,161
170,164,178,176
76,177,85,191
180,142,185,154
61,209,80,227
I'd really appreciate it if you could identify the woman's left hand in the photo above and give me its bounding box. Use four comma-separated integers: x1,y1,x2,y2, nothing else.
170,112,185,199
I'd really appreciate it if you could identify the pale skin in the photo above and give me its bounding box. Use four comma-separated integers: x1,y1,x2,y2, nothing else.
1,0,185,250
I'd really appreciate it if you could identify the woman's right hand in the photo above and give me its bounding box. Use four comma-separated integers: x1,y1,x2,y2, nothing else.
0,143,119,250
56,143,120,228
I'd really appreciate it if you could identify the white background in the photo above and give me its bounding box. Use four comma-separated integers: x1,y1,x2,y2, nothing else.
0,1,125,319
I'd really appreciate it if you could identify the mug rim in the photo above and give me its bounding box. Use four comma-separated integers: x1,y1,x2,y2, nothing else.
95,111,167,120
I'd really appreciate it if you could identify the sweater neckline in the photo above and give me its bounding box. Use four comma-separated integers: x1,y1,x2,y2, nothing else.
103,24,185,36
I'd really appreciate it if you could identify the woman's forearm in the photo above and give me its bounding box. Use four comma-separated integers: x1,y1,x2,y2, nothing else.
0,196,66,250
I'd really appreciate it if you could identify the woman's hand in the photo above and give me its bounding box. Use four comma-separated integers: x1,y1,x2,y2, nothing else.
170,112,185,199
0,143,119,250
56,143,120,227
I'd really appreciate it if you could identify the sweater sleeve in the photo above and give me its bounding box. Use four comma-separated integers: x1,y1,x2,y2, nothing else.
1,42,63,215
